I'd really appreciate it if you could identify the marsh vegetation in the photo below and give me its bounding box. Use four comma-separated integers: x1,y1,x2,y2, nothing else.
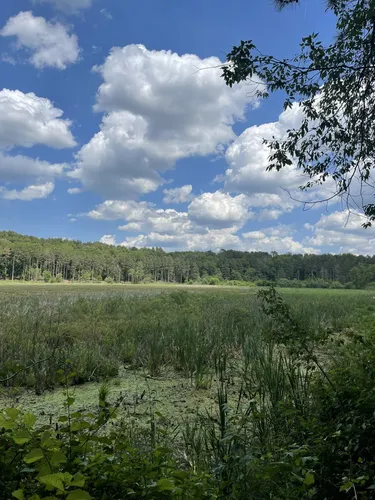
1,285,375,498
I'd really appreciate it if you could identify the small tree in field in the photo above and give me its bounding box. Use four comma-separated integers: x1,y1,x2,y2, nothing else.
42,270,52,283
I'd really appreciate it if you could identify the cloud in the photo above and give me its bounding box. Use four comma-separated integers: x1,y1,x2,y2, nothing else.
0,153,66,183
71,44,260,198
0,182,54,200
87,200,196,235
1,11,80,69
100,234,116,246
117,223,316,253
163,185,193,204
87,200,151,221
0,89,76,149
87,196,324,253
219,105,303,194
119,227,242,252
87,190,256,233
0,89,73,201
1,54,16,65
34,0,93,14
188,191,253,228
242,225,318,254
67,187,83,194
216,103,340,218
303,210,375,255
100,8,113,20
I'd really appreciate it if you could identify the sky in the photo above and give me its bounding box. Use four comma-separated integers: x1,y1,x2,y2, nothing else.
0,0,374,255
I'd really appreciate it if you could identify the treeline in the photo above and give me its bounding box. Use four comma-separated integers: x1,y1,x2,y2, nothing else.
0,231,375,288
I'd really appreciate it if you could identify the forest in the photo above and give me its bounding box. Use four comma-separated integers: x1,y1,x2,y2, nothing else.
0,231,374,288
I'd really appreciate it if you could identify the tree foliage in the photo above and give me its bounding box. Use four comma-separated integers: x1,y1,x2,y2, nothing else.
1,231,375,287
223,0,375,226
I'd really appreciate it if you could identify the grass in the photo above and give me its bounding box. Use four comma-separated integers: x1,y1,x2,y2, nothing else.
1,284,375,498
0,284,372,397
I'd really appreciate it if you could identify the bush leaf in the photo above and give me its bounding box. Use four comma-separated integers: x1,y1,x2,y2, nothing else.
24,448,44,464
39,474,65,491
6,408,19,420
304,472,315,486
12,490,24,500
156,479,175,491
66,490,92,500
13,430,31,445
24,413,37,428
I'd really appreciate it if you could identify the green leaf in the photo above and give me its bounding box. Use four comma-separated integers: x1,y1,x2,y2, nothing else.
66,397,75,407
24,413,37,428
70,421,81,432
58,416,68,423
304,472,315,486
156,479,175,491
13,430,31,445
70,474,86,488
12,489,24,500
63,472,73,484
6,408,19,420
66,490,92,500
0,415,15,429
39,473,65,491
51,450,67,465
24,448,44,464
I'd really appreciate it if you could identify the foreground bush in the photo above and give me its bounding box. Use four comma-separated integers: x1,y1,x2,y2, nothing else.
0,397,217,500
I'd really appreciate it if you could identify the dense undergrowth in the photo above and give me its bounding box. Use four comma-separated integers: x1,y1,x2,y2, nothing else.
1,288,375,498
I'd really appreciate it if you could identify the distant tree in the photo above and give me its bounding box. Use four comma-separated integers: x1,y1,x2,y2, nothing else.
42,270,52,283
1,231,375,288
223,0,375,226
350,263,375,288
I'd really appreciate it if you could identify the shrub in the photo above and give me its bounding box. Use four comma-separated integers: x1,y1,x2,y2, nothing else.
201,276,221,286
42,270,52,283
256,279,274,287
225,280,256,287
0,398,217,500
104,276,114,284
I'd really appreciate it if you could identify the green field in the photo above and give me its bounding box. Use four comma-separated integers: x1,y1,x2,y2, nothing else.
1,284,375,498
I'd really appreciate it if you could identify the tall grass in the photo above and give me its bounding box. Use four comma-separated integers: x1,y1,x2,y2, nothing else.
0,288,372,392
1,286,375,497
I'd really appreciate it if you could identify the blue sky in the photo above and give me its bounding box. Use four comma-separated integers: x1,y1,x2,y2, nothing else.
0,0,373,254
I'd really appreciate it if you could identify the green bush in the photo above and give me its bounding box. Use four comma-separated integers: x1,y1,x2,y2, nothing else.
0,398,217,500
42,271,52,283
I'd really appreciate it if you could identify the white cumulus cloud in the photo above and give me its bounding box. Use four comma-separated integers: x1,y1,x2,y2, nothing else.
1,11,80,69
0,182,54,201
0,153,66,183
242,225,318,254
303,210,375,255
163,185,193,204
119,227,242,252
217,103,339,218
0,89,76,149
71,44,260,198
0,89,74,201
67,187,83,194
188,191,253,228
100,234,116,246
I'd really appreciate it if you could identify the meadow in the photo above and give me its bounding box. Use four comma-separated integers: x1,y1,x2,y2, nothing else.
1,284,375,499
